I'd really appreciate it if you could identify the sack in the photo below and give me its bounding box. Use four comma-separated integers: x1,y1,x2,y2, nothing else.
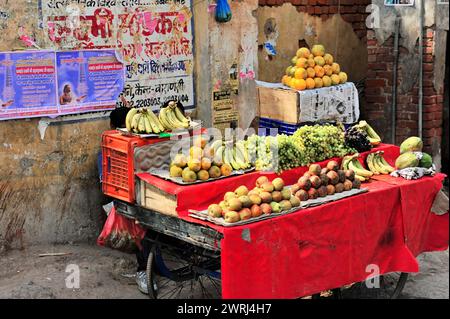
97,206,146,253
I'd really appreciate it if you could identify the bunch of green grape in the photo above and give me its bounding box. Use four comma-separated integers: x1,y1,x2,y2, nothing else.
245,135,275,171
276,134,304,172
292,124,354,165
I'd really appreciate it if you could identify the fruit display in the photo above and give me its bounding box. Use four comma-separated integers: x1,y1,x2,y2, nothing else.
281,44,348,91
292,161,361,202
246,134,304,172
169,135,234,182
353,121,382,146
159,101,191,130
344,125,372,153
400,136,423,154
210,139,251,170
207,177,300,223
366,151,395,175
341,154,373,182
394,136,433,170
291,124,354,165
125,108,166,134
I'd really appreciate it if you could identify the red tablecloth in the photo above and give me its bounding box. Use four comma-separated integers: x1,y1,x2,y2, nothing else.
137,144,449,298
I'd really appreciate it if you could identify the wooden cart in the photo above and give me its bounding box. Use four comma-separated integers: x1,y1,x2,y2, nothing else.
115,200,409,299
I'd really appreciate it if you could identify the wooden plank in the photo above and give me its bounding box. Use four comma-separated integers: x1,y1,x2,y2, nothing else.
258,87,299,124
142,183,178,217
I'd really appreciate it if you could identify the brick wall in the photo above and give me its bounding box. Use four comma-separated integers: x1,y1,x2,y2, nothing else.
365,28,444,155
258,0,371,42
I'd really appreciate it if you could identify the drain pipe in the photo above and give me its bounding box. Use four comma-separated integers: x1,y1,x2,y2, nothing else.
418,0,424,139
392,16,401,144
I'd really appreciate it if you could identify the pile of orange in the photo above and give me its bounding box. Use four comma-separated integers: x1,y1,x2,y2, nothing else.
281,45,348,91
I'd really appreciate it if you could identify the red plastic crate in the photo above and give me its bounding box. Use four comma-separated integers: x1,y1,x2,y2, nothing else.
102,131,168,203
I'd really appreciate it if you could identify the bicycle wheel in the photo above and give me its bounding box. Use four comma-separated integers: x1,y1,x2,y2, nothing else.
147,244,221,299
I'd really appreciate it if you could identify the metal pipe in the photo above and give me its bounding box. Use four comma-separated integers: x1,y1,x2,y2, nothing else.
392,16,401,144
418,0,424,139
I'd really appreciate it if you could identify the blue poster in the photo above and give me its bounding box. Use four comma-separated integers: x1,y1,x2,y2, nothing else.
56,50,125,112
0,51,58,119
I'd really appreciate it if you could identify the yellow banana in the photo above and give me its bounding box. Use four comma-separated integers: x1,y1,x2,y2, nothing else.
145,111,160,134
146,108,164,132
159,108,173,130
143,113,153,134
131,113,142,133
373,155,390,174
348,159,373,178
366,153,380,175
233,146,247,169
378,153,395,173
138,114,146,133
173,105,190,124
354,174,367,182
167,107,189,129
125,108,138,132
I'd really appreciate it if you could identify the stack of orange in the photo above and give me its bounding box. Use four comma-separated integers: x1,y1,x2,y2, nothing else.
281,44,348,91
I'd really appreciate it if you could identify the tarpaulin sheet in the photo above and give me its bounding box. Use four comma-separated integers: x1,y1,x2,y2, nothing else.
137,144,449,298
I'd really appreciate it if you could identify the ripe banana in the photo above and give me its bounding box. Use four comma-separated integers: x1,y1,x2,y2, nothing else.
211,140,224,155
354,174,368,182
235,142,249,168
358,120,381,145
144,110,160,134
366,153,380,175
138,114,146,133
173,104,190,125
167,106,189,129
378,153,395,173
143,113,153,134
158,108,172,130
233,145,247,169
373,155,390,174
214,145,225,165
348,158,373,178
131,113,142,133
146,108,165,132
125,108,138,132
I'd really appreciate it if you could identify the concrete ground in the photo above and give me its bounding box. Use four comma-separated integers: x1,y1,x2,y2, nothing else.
0,244,447,299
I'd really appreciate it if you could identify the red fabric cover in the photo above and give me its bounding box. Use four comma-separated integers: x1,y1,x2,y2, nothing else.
137,144,449,298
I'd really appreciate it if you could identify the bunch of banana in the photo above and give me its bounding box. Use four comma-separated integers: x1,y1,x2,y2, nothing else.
211,140,251,170
158,101,190,130
342,154,373,182
125,108,165,134
366,151,395,175
356,120,382,146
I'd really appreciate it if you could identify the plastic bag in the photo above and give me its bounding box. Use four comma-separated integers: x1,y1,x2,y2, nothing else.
215,0,232,23
97,206,146,253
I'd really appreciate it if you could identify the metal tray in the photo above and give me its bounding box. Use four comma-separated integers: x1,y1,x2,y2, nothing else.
188,187,368,227
148,167,255,185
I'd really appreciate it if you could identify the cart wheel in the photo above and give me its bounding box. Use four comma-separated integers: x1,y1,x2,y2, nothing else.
382,272,409,299
340,272,409,299
146,244,221,299
146,248,158,299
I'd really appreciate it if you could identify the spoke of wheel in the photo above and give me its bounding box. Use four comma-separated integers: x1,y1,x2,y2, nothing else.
205,275,221,296
167,283,184,299
159,283,182,299
198,276,212,299
173,283,186,299
156,277,172,291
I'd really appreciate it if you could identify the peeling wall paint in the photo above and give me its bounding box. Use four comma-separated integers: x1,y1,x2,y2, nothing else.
257,3,368,85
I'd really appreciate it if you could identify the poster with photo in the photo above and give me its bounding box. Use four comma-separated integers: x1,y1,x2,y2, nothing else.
0,51,58,120
56,50,124,114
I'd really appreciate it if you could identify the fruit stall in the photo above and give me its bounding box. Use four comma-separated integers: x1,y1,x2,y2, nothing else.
100,45,448,299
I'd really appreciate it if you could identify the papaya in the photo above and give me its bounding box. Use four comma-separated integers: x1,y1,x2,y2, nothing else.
400,136,423,154
395,152,419,170
419,152,433,169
